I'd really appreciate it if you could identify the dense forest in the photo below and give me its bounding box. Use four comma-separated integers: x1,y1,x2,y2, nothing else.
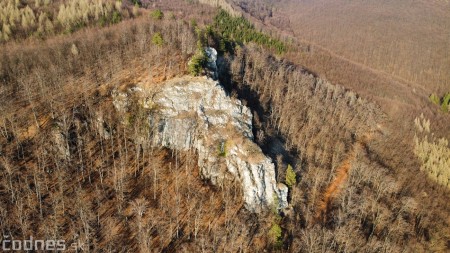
0,0,449,252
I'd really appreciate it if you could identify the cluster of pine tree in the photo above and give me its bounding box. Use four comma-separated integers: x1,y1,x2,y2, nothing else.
213,9,286,54
187,9,288,77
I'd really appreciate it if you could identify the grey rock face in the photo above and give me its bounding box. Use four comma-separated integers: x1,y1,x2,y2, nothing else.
110,48,288,212
111,89,129,113
145,76,287,212
205,47,218,80
277,183,289,209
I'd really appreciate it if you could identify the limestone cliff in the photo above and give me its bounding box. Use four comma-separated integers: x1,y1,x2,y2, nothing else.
111,51,288,212
143,77,288,212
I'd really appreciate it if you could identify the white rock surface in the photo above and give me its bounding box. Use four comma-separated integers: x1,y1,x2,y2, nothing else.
277,183,289,209
110,48,288,212
145,76,287,212
205,47,218,80
111,89,129,113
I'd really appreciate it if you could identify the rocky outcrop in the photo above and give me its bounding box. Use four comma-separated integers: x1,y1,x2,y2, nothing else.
111,48,288,212
142,76,288,212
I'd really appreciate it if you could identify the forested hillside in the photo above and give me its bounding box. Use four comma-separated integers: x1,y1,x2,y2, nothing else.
219,45,450,252
226,0,450,138
0,0,449,252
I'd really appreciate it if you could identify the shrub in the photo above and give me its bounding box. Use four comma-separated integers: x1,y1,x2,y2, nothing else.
150,9,164,20
111,11,122,24
190,19,197,27
151,32,164,47
188,47,207,76
285,164,296,188
441,93,450,113
429,93,440,105
269,223,283,249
